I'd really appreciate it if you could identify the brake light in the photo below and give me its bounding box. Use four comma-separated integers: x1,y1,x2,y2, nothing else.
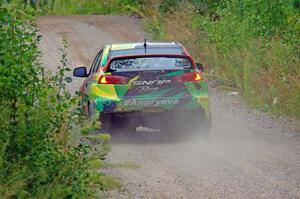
195,73,202,81
98,75,129,84
174,72,203,82
99,76,108,84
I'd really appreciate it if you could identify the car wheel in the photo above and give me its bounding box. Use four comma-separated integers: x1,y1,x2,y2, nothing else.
203,112,212,130
99,113,112,131
192,110,211,138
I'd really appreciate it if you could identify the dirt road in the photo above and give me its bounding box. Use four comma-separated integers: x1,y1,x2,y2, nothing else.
38,16,300,199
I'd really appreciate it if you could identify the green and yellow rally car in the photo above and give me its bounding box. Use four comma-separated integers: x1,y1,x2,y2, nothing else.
73,42,211,132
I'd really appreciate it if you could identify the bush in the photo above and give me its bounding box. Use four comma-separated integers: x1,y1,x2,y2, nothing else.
0,4,101,198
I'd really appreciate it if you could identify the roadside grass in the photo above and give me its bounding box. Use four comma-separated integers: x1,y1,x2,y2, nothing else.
200,39,300,118
10,0,140,15
75,121,126,192
48,0,138,15
143,2,300,123
90,158,141,169
95,173,122,190
76,118,141,194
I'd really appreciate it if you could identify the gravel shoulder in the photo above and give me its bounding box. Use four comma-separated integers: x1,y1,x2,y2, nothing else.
38,16,300,199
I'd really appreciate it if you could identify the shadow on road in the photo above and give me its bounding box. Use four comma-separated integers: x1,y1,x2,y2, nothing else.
104,126,208,145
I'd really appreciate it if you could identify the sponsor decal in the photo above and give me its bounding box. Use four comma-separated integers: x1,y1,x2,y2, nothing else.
136,86,160,94
123,99,179,107
132,79,171,86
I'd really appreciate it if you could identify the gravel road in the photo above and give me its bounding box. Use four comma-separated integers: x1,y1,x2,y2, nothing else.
38,16,300,199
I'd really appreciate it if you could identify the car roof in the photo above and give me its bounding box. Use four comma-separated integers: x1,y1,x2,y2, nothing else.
110,42,182,50
99,42,187,67
108,42,185,57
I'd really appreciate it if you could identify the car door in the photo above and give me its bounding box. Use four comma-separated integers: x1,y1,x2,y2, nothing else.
89,49,103,82
81,50,103,93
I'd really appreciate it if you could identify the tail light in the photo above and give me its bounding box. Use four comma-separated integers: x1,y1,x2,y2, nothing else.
98,75,129,84
174,72,203,82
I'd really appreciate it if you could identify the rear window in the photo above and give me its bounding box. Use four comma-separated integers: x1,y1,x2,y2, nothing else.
109,56,193,72
110,48,183,57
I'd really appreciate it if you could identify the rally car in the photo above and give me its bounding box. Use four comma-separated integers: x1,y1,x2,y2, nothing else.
73,42,211,132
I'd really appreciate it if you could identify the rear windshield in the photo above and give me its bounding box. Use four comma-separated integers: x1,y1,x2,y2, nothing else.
110,48,183,57
109,56,193,72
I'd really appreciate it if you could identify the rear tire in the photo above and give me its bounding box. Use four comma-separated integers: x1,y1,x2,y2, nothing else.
100,114,136,133
192,110,211,138
203,112,212,130
99,113,112,131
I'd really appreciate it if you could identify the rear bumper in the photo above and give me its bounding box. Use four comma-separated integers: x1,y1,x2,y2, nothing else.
93,95,210,118
110,108,210,118
107,108,211,129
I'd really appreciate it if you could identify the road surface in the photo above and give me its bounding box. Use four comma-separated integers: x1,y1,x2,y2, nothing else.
38,16,300,199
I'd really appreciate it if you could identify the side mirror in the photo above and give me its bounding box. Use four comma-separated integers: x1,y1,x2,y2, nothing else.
73,67,88,77
196,63,204,72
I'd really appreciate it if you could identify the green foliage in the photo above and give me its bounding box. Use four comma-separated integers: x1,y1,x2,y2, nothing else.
159,0,180,13
48,0,139,15
191,0,225,15
2,0,139,15
196,0,300,51
0,3,112,198
90,173,122,191
142,0,300,119
84,134,111,160
191,0,300,118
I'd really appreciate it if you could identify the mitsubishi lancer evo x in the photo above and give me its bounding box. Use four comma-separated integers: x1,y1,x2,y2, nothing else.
73,42,211,133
